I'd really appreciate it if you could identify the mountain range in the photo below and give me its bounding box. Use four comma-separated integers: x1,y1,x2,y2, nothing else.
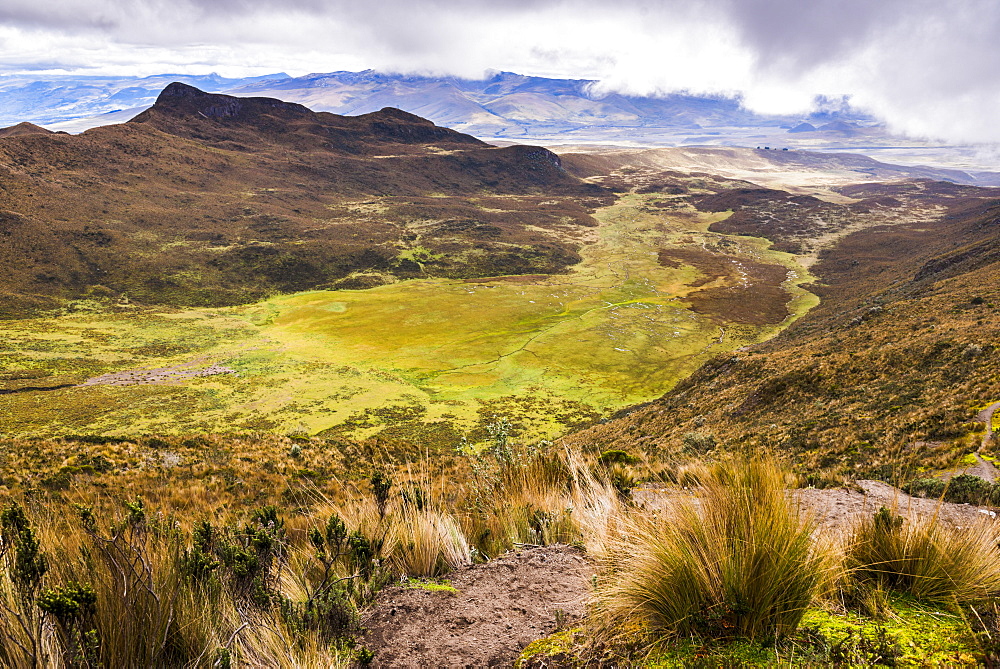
0,70,883,145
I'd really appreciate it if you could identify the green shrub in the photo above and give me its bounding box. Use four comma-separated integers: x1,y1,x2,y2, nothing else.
904,474,999,505
37,583,97,620
944,474,995,504
902,477,946,499
596,450,640,466
682,431,716,453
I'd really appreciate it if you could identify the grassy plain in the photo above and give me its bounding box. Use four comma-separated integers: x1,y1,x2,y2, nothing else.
1,194,814,442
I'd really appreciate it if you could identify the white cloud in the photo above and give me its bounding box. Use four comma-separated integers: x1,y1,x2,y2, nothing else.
2,0,1000,143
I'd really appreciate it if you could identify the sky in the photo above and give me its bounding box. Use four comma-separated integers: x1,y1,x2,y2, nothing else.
1,0,998,143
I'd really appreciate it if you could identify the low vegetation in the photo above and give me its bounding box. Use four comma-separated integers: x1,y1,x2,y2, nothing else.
572,177,1000,484
0,429,626,666
845,505,1000,605
904,472,1000,505
527,457,1000,666
2,434,998,666
595,458,828,641
1,190,813,443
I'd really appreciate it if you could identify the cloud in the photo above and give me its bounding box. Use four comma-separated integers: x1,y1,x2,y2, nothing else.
2,0,1000,143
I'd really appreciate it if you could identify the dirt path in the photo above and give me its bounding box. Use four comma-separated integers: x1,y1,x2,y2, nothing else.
965,401,1000,482
795,480,998,537
636,480,998,541
978,401,1000,451
361,544,593,667
957,453,998,483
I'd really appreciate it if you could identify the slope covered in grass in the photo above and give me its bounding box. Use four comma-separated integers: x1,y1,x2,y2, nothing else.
570,178,1000,479
0,84,608,318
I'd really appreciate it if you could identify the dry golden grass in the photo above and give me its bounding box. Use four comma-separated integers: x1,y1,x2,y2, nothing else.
0,435,631,666
845,505,1000,605
594,458,833,643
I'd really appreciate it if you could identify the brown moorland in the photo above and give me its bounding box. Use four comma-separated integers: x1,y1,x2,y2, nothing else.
0,83,610,318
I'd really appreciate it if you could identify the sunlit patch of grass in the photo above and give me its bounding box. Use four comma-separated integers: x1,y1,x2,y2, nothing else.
2,194,817,440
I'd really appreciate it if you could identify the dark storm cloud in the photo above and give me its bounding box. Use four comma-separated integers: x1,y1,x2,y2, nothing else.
716,0,898,67
2,0,1000,142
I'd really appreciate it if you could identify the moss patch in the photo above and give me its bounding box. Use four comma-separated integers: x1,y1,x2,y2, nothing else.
521,599,982,667
404,578,458,593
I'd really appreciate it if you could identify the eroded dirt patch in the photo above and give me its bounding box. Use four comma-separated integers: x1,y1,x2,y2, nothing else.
79,363,238,386
796,479,999,538
635,479,998,542
362,544,593,667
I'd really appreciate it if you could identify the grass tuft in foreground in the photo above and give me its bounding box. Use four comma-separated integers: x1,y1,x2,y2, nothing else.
595,457,831,642
846,505,1000,605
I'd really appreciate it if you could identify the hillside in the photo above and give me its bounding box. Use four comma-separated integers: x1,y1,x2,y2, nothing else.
3,82,1000,668
0,122,55,138
568,174,1000,481
0,83,608,318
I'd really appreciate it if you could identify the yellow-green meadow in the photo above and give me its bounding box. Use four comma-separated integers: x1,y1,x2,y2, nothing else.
1,195,816,442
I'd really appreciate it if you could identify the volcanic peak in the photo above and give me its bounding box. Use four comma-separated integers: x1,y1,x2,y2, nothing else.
149,81,313,120
130,82,487,152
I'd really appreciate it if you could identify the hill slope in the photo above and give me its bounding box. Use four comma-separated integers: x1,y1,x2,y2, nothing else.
568,176,1000,477
0,83,608,318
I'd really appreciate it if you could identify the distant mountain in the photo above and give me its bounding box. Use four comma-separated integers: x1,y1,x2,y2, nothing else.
0,121,54,138
0,69,879,141
5,69,993,173
0,72,289,126
560,146,1000,187
130,81,487,153
0,83,607,317
226,70,881,141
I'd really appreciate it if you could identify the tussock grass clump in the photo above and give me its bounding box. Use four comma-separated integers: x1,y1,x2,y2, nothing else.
846,506,1000,605
597,458,830,641
460,437,624,559
342,492,471,579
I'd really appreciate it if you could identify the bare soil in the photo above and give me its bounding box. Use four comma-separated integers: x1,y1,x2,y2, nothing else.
361,483,998,667
79,363,238,386
361,544,593,668
636,480,998,539
795,479,998,538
